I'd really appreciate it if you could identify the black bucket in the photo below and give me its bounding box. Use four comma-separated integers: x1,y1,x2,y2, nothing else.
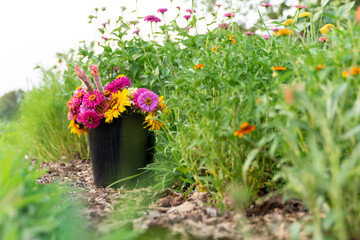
88,114,155,188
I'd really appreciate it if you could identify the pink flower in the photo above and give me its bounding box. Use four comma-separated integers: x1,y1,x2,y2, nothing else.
184,15,191,19
263,34,270,39
144,15,161,22
261,2,272,7
158,8,168,14
94,100,109,117
272,28,279,32
133,29,140,34
114,66,119,72
89,65,99,77
133,88,149,106
319,36,327,42
137,90,159,112
73,88,85,105
105,76,132,93
224,12,235,18
186,9,196,14
79,111,101,128
101,22,109,26
83,90,104,108
182,26,191,31
101,36,108,40
219,23,229,29
216,4,222,7
246,31,255,35
294,5,307,9
176,6,180,10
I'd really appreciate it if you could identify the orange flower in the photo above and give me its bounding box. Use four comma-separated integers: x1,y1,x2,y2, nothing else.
342,71,349,78
276,28,293,36
194,63,204,69
316,65,325,70
234,122,256,138
272,66,287,71
349,66,360,76
229,34,234,40
356,6,360,23
212,46,222,52
231,39,236,44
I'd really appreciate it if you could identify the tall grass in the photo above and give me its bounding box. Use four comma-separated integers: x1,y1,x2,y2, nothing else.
21,53,88,161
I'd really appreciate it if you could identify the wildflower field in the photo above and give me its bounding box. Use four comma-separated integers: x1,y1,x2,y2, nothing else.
1,0,360,239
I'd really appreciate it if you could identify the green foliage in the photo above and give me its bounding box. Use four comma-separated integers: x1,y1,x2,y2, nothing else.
20,53,88,161
0,123,90,240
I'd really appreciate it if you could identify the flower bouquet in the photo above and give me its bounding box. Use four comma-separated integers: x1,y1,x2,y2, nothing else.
67,64,168,187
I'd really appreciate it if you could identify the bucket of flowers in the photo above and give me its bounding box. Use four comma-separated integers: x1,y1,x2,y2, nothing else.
67,64,168,188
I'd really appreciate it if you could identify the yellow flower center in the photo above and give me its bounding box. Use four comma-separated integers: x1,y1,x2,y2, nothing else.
89,95,96,101
145,98,152,105
76,92,82,98
104,90,110,96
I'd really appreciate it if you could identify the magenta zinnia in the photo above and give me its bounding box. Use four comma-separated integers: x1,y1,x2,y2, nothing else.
83,90,104,108
105,76,131,93
158,8,168,14
184,15,191,19
137,91,159,112
79,111,101,128
133,88,149,106
144,15,161,22
185,9,196,14
224,12,235,18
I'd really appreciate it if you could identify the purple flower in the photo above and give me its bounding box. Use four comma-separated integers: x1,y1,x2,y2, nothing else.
263,34,270,40
218,23,229,29
101,36,108,40
83,90,104,108
184,15,191,19
133,29,140,34
133,88,150,107
272,28,279,32
114,66,119,72
137,90,159,112
79,110,101,128
261,2,272,7
297,31,303,37
105,76,132,93
158,8,168,14
224,12,235,18
186,9,196,14
182,26,191,31
246,31,255,35
144,15,161,23
101,21,109,26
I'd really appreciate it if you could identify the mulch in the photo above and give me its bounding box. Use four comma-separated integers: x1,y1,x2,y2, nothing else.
35,158,310,239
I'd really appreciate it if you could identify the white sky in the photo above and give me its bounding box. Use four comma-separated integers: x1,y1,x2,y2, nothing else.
0,0,297,97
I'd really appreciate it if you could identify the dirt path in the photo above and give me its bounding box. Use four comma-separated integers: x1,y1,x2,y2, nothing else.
36,158,310,239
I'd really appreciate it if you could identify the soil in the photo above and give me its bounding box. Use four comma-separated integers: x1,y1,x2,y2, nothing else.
36,158,310,239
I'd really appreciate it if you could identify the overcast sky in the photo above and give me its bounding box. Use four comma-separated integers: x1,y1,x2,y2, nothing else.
0,0,296,97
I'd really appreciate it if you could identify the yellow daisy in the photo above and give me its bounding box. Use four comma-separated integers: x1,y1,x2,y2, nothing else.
68,120,88,137
104,89,131,123
144,112,165,131
299,12,311,18
320,24,335,34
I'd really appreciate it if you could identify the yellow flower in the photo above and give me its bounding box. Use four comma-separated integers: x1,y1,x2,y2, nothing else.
229,34,234,40
320,24,335,34
117,74,126,79
342,71,349,78
194,64,204,69
284,19,294,25
272,66,287,71
299,12,311,18
104,89,131,123
68,120,88,137
144,112,164,131
234,122,256,138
